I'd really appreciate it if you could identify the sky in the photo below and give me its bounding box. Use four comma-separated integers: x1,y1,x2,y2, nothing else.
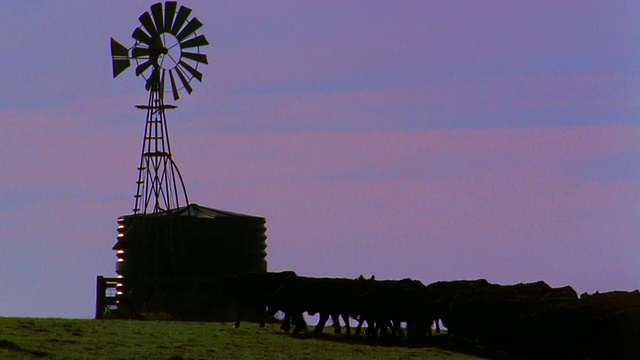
0,1,639,318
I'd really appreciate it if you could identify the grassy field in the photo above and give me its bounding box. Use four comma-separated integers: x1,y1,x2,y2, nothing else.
0,317,487,360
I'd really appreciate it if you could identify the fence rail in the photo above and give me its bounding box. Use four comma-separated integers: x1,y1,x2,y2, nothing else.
95,276,121,319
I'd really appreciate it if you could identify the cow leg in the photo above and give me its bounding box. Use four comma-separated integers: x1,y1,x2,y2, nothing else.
391,320,400,338
393,320,405,339
406,320,416,339
331,313,342,334
258,305,266,328
265,306,282,329
379,319,395,339
376,321,384,338
376,320,386,338
408,319,429,339
390,320,400,338
354,316,364,336
341,314,351,336
233,302,243,328
314,312,329,334
426,320,433,337
290,314,299,334
292,312,307,335
365,320,377,337
281,312,291,332
379,320,391,338
357,316,376,337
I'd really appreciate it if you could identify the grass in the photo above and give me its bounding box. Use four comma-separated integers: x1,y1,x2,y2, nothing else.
0,317,486,360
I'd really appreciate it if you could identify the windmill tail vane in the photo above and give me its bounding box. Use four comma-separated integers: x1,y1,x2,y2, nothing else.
110,1,209,214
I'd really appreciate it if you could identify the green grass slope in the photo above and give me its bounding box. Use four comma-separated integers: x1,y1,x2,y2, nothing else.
0,317,484,360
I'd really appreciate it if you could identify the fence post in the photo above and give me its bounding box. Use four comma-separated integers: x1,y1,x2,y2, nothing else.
95,276,106,319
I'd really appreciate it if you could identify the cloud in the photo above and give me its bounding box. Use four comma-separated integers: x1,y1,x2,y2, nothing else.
180,71,640,134
169,124,640,291
2,93,639,317
1,0,640,318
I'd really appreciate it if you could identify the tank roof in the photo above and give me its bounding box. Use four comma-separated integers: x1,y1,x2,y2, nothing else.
119,203,265,221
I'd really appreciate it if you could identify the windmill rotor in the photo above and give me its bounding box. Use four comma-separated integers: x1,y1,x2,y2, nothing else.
108,1,209,214
110,1,209,100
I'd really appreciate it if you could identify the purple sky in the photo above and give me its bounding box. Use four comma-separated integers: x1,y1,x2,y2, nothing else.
1,1,639,318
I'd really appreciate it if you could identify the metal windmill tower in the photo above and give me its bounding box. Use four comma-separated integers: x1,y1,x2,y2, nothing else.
110,1,209,214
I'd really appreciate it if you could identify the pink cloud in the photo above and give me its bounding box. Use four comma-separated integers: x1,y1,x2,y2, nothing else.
187,71,640,134
161,124,640,292
2,0,639,317
172,124,640,183
2,96,639,317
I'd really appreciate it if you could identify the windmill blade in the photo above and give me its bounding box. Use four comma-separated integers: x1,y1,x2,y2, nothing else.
178,60,203,82
139,11,158,38
110,38,130,78
169,69,180,101
180,35,209,49
131,46,151,58
136,59,154,76
150,2,164,33
164,2,178,34
176,17,203,42
132,27,153,46
175,67,193,94
170,5,192,35
181,51,208,64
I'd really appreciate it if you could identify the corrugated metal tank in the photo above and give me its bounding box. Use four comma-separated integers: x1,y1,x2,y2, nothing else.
111,203,267,319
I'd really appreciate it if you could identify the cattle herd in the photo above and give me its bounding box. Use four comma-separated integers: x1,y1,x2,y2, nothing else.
223,271,640,359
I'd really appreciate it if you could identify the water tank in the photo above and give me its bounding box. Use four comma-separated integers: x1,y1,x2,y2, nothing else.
111,203,267,319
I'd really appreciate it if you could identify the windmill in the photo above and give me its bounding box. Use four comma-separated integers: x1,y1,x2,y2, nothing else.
110,1,209,214
98,2,267,320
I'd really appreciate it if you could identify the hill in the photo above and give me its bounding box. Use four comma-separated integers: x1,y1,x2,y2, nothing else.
0,317,485,360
